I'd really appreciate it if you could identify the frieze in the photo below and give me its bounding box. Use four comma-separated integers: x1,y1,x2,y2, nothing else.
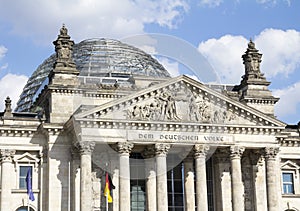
127,131,234,144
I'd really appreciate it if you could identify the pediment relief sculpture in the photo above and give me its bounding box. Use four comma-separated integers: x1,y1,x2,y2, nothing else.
126,85,240,124
76,76,284,128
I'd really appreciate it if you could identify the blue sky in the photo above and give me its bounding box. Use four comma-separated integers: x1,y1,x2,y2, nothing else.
0,0,299,124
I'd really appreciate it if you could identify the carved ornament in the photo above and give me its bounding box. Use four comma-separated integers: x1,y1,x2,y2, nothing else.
126,85,237,124
194,144,210,158
265,147,279,159
116,142,134,155
155,143,171,156
0,149,16,162
230,146,245,159
76,141,95,155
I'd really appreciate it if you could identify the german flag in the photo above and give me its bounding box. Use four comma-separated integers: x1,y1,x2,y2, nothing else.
104,172,114,203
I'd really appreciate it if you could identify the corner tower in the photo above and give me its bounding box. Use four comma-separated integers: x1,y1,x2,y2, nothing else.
44,25,80,123
49,24,80,85
235,40,279,116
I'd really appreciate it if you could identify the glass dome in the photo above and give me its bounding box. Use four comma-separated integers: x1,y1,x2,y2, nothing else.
16,38,170,112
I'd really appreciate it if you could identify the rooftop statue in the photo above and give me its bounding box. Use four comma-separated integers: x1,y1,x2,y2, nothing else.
53,24,76,69
242,39,265,80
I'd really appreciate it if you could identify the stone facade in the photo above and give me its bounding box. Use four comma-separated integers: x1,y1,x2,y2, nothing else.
0,26,300,211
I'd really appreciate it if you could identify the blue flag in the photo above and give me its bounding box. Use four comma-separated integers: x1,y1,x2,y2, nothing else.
26,168,35,201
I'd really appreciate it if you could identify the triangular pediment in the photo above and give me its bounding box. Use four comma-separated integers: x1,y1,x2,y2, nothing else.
281,160,300,170
74,75,285,128
14,152,40,163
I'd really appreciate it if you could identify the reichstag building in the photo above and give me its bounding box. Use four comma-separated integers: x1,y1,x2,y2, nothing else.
0,25,299,211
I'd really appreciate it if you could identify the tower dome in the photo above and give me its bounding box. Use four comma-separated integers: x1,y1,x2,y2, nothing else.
16,38,170,112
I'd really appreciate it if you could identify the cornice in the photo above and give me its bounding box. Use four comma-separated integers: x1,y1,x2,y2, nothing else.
76,119,284,135
0,127,38,137
241,97,279,105
279,136,300,147
38,123,64,136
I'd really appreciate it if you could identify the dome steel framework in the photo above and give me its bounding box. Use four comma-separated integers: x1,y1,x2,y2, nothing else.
16,38,170,112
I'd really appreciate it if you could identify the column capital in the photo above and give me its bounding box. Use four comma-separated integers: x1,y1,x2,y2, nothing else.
194,144,210,158
76,141,95,155
155,143,171,156
0,149,16,162
230,146,245,159
116,142,134,155
264,147,279,160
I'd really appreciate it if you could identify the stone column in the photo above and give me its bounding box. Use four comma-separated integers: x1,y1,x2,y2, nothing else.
155,143,170,211
111,159,120,211
77,141,95,211
71,146,81,211
265,147,279,211
194,144,210,211
143,146,157,211
250,149,267,211
0,149,16,211
230,146,245,211
214,148,231,211
117,142,134,211
183,154,195,211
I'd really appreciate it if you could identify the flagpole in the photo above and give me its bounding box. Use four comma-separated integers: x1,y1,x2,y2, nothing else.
105,162,108,211
106,193,108,211
27,164,30,211
27,196,29,211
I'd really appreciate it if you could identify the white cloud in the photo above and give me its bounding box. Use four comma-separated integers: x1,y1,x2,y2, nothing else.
255,29,300,78
156,57,180,77
198,0,223,7
0,46,7,60
0,74,28,111
256,0,291,6
198,35,248,84
273,81,300,124
0,45,8,71
198,29,300,84
198,0,291,7
0,0,189,43
138,45,158,55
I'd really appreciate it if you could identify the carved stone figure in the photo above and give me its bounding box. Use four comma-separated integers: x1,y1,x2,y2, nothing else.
188,94,200,121
53,25,76,70
60,24,68,36
127,91,180,121
159,93,179,120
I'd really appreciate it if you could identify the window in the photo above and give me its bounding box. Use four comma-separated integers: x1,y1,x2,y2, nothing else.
167,162,184,211
282,172,294,194
130,153,145,211
19,166,32,189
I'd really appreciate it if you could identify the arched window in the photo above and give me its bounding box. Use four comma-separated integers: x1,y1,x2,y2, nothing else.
16,206,34,211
